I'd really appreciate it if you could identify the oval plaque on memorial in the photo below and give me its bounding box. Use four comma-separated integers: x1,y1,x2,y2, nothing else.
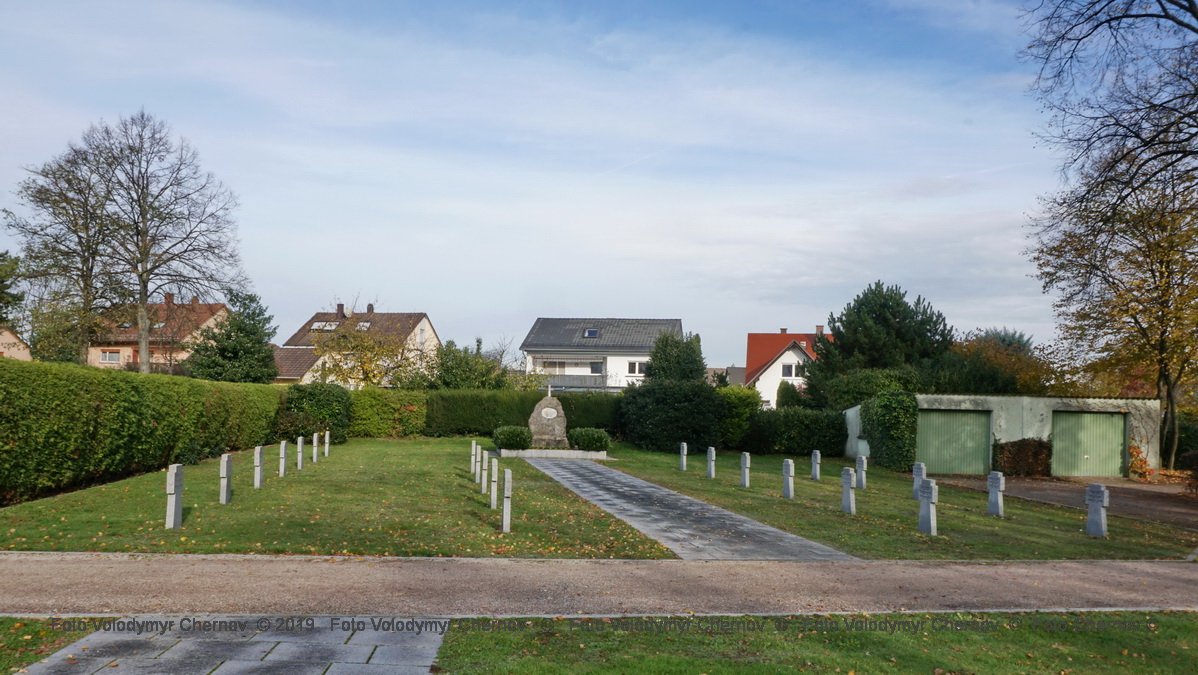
541,408,558,419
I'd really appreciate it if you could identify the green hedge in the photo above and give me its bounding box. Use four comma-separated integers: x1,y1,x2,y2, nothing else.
619,380,725,452
744,408,847,456
860,391,918,471
424,390,619,436
716,386,761,450
282,382,352,443
0,359,283,505
493,425,532,450
349,387,427,438
825,368,917,411
567,428,611,452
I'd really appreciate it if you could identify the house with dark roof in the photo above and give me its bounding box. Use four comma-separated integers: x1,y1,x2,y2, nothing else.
273,303,440,387
88,293,227,371
744,326,826,407
519,318,683,391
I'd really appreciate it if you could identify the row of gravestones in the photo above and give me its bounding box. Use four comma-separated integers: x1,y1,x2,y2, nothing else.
676,443,1112,538
470,441,513,533
164,431,331,529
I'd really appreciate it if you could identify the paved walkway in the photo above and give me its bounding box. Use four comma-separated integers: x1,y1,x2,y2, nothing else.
26,618,444,674
527,459,856,561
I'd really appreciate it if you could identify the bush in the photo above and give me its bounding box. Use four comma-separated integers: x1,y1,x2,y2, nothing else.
825,368,916,411
424,390,619,436
993,438,1053,476
349,387,427,438
273,409,322,442
860,391,918,471
716,386,762,449
284,382,352,443
558,392,620,431
744,408,847,456
619,380,725,452
775,381,805,408
0,359,283,505
568,428,611,452
493,425,532,450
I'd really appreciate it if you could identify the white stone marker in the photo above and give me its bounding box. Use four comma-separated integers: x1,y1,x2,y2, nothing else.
855,456,868,490
324,430,330,457
481,455,490,495
490,459,499,509
253,446,263,489
987,471,1005,517
918,478,939,536
219,453,232,504
502,469,513,533
477,448,485,485
706,447,716,479
740,452,751,488
470,442,477,477
312,433,319,463
841,467,856,514
297,436,304,470
811,450,821,481
278,441,287,477
782,459,794,499
165,464,184,529
1085,483,1109,537
679,442,688,471
911,462,926,500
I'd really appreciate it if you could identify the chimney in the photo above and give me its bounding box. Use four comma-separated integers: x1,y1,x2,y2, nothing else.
336,303,345,319
366,303,374,313
779,328,787,334
816,325,824,336
163,293,174,305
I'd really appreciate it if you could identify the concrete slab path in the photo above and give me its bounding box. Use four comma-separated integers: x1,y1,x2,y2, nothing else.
527,459,856,561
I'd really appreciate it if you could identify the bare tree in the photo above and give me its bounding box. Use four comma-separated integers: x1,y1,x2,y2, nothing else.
1023,1,1198,204
85,111,244,373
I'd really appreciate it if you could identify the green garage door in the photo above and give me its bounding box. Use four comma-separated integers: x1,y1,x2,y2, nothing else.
1051,412,1125,477
916,410,991,474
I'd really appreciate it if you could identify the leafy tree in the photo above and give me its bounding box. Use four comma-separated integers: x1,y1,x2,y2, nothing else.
645,331,707,382
0,252,21,325
311,318,433,389
427,338,509,389
775,381,805,408
919,332,1057,397
976,327,1034,354
186,290,278,383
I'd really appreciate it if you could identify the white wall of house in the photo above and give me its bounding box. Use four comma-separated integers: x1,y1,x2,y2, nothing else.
752,345,810,408
525,352,652,389
0,328,31,360
604,353,652,389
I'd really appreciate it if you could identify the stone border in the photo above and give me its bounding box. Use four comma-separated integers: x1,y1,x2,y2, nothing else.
496,448,608,459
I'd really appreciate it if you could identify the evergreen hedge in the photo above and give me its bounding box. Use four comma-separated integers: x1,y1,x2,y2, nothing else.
860,391,919,471
282,382,352,443
348,387,428,438
744,407,847,456
493,425,532,450
567,427,611,452
715,386,762,450
0,359,282,505
619,380,725,452
424,390,619,436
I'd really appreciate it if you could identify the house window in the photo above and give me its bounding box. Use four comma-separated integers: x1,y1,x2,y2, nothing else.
100,350,121,363
583,328,599,338
311,321,339,331
356,322,371,331
589,362,603,375
542,361,566,375
781,364,795,378
628,361,647,375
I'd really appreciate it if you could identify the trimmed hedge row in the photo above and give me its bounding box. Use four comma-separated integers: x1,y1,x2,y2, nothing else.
423,390,619,436
744,408,847,456
0,358,283,505
349,388,427,439
860,391,919,471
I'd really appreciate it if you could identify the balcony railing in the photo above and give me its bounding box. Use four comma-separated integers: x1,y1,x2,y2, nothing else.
546,374,608,390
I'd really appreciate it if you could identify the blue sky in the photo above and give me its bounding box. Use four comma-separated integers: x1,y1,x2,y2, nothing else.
0,0,1059,366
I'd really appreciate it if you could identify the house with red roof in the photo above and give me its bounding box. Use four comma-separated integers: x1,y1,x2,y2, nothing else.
87,293,227,372
744,326,826,407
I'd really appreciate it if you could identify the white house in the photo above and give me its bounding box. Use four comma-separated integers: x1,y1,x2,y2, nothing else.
520,318,683,391
744,327,825,407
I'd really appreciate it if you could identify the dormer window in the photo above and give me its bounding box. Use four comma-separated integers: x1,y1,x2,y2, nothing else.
151,322,166,330
117,322,133,330
311,321,340,331
583,328,599,338
356,322,371,331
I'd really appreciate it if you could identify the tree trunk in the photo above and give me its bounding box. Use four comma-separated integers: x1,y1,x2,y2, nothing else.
1166,381,1180,471
137,282,150,375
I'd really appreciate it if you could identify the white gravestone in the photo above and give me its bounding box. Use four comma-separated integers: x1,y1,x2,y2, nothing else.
477,447,485,485
987,471,1005,517
1085,483,1109,537
297,436,304,470
855,456,868,490
312,433,319,463
782,459,794,499
324,429,330,457
911,463,926,500
811,450,821,481
679,442,687,471
253,446,263,489
481,455,489,495
707,447,716,479
219,453,232,504
490,459,499,509
740,452,751,488
471,442,478,477
165,464,184,529
502,469,513,533
841,467,856,515
278,441,287,478
918,478,939,536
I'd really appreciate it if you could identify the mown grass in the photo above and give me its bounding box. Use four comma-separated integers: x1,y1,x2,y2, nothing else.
0,438,672,559
436,611,1197,673
607,444,1198,560
0,617,90,671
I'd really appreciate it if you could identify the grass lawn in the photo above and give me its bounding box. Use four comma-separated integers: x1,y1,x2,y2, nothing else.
0,617,91,671
0,438,672,559
436,610,1196,673
607,444,1198,560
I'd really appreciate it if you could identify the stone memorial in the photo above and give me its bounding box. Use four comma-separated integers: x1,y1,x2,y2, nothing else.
855,456,868,490
987,471,1005,517
528,391,568,449
679,442,688,471
740,452,751,488
219,453,232,504
297,436,304,470
481,456,489,495
165,464,184,529
841,467,856,514
811,450,821,481
490,459,499,509
918,478,939,536
324,429,330,457
911,462,926,500
502,469,513,533
782,459,794,499
253,446,263,489
707,447,716,479
278,441,287,478
312,433,319,463
1085,483,1109,537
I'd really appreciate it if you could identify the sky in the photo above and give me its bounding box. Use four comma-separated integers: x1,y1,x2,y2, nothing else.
0,0,1064,367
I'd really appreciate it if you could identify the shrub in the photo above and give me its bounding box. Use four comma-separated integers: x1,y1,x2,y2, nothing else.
349,387,427,438
619,380,725,452
273,409,322,442
744,408,847,456
0,359,283,505
993,438,1052,476
775,381,805,408
716,386,762,449
860,391,918,471
424,390,619,436
284,382,352,443
558,392,620,431
568,428,611,452
493,425,532,450
825,368,916,411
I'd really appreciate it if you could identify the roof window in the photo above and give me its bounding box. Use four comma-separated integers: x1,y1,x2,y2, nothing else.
311,321,340,331
356,322,371,331
583,328,599,338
